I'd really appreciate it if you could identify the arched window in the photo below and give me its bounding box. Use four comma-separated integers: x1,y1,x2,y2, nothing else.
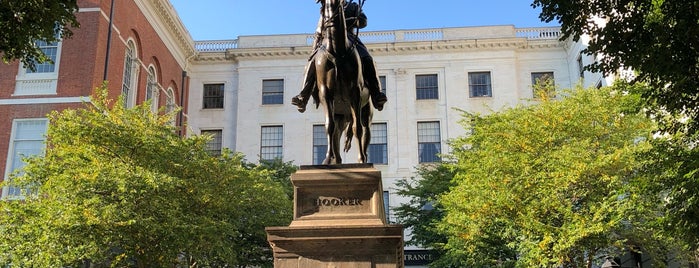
122,40,138,107
166,87,176,126
146,66,159,112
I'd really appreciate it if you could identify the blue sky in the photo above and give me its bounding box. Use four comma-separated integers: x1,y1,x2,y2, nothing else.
169,0,559,41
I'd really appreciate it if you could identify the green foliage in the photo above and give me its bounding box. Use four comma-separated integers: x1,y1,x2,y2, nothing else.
532,0,699,257
439,85,662,267
395,165,454,248
533,0,699,136
249,158,298,201
0,0,79,70
0,87,291,267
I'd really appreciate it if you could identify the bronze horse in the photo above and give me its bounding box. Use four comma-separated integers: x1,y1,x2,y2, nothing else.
312,0,372,164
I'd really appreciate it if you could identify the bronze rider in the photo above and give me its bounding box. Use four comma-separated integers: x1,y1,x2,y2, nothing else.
291,1,388,112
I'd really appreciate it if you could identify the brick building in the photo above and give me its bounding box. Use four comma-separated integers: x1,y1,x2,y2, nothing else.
0,0,194,198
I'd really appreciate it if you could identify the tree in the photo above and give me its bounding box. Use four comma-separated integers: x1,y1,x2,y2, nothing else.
438,84,685,267
531,1,699,256
0,88,292,267
249,158,298,201
532,0,699,135
0,0,79,70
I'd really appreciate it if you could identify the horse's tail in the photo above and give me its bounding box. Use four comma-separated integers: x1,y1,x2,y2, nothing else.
344,118,353,152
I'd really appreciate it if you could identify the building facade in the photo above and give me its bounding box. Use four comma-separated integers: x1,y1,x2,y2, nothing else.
186,25,607,226
0,0,194,198
1,1,614,266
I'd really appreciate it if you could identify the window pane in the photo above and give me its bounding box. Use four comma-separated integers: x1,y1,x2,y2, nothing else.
146,67,157,102
531,72,554,86
262,79,284,105
261,126,283,160
469,72,492,97
379,75,387,95
5,119,48,198
27,41,58,74
201,130,223,156
122,41,136,107
313,125,327,165
368,123,387,164
416,74,438,100
203,84,224,109
418,121,441,163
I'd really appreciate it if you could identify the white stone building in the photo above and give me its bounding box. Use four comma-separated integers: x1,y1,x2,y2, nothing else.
186,25,608,262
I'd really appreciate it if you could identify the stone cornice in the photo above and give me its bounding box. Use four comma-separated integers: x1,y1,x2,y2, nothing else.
134,0,196,68
193,37,563,63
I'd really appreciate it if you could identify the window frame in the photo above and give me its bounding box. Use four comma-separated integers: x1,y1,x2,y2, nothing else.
201,129,223,156
379,75,387,95
468,71,492,98
260,125,284,161
146,65,160,112
531,71,555,97
312,124,328,165
415,74,438,100
122,40,139,107
262,79,284,105
2,118,48,199
14,39,63,96
577,53,585,79
417,121,441,163
202,83,225,109
368,122,388,165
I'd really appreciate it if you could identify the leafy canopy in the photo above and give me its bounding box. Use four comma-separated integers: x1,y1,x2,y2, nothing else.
0,0,79,70
533,0,699,135
439,85,660,267
0,87,292,267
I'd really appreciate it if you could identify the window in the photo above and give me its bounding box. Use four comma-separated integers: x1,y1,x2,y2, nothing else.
14,39,62,95
415,74,438,100
577,53,585,79
146,66,159,111
261,126,283,161
203,83,224,109
122,40,137,107
201,130,222,156
166,88,176,126
531,72,555,97
469,72,492,97
3,119,48,198
262,79,284,105
368,123,388,164
312,125,327,165
379,75,387,95
417,121,441,163
27,40,59,74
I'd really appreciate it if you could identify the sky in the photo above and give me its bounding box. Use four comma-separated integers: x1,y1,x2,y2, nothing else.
169,1,559,41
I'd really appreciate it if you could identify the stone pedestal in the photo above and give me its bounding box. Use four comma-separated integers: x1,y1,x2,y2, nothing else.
266,164,404,268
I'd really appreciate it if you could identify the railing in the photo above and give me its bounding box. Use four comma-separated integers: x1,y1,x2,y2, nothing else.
515,27,561,40
195,27,562,52
194,39,238,52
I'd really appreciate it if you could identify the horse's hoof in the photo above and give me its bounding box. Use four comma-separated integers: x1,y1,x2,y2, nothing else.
291,95,308,113
372,93,387,111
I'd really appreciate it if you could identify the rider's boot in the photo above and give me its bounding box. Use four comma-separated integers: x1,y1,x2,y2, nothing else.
361,56,387,111
292,61,315,113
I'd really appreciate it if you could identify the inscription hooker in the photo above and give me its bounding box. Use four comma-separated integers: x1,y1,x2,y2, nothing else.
314,197,364,207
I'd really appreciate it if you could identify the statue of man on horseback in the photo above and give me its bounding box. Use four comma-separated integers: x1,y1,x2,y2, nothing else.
291,0,387,113
294,0,385,165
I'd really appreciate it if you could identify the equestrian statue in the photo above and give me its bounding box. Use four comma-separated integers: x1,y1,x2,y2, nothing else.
292,0,387,164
